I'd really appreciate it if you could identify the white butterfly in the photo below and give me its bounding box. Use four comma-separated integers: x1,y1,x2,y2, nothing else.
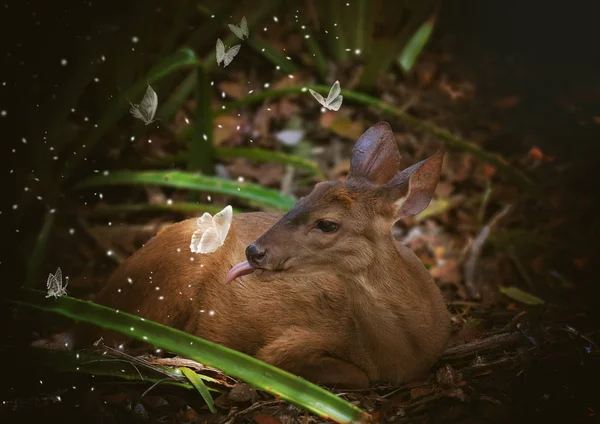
46,267,68,299
216,38,241,67
190,205,233,254
228,16,249,40
309,80,343,111
129,84,159,125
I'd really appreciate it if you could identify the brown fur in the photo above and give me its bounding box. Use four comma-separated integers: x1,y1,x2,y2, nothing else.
60,122,451,389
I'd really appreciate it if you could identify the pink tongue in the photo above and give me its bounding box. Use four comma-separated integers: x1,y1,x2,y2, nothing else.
224,260,255,284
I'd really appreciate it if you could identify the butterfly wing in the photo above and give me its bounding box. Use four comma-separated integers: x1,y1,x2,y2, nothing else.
325,80,341,105
46,272,56,290
308,89,326,107
190,212,215,253
129,103,145,122
327,95,343,111
139,85,158,124
198,226,223,254
228,24,245,40
241,16,248,38
216,38,225,65
212,205,233,244
223,44,241,67
55,267,62,288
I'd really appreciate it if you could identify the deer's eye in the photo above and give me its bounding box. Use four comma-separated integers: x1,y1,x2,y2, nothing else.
316,220,339,233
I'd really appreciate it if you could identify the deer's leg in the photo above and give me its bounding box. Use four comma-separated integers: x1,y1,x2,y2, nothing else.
256,327,369,389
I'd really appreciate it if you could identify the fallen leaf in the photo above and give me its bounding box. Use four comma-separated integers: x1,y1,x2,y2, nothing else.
499,286,545,305
410,386,434,399
436,364,463,388
253,415,282,424
528,146,544,161
275,129,305,146
321,114,365,140
215,115,243,146
493,95,521,109
483,164,496,178
218,81,245,99
430,259,462,285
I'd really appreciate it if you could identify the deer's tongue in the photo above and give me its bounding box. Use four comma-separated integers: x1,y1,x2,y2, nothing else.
224,260,255,284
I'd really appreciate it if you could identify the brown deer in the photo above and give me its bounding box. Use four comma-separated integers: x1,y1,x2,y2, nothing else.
41,122,451,389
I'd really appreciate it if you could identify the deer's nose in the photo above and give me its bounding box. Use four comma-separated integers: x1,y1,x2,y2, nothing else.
246,243,267,266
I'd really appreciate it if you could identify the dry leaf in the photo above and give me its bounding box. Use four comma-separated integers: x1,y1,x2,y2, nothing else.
410,386,434,399
214,115,243,145
253,415,282,424
493,95,521,109
219,81,245,99
320,113,365,140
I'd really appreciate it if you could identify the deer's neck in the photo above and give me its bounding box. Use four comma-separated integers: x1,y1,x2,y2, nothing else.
341,237,420,346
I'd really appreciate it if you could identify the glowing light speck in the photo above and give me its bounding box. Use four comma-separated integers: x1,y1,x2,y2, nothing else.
131,36,139,43
0,111,6,117
60,58,67,66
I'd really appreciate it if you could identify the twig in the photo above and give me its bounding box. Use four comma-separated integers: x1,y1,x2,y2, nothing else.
221,400,285,424
442,332,524,360
464,204,512,298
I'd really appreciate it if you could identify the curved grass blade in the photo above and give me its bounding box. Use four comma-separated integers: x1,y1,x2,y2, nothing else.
4,345,207,390
220,85,536,192
180,367,217,413
398,13,436,73
216,147,325,178
499,286,545,305
25,211,56,289
63,48,200,179
9,290,370,424
80,203,243,217
73,171,295,211
147,148,323,177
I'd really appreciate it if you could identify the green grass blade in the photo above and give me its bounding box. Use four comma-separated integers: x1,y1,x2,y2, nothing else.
220,85,536,192
9,290,370,423
499,286,546,305
190,65,215,175
216,147,325,178
73,171,295,211
180,367,217,413
62,48,200,179
398,13,436,73
81,203,243,216
4,345,211,390
25,211,56,289
246,36,297,74
145,148,323,177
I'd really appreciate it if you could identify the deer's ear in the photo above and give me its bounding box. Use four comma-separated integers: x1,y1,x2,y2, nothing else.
385,149,444,219
347,122,401,185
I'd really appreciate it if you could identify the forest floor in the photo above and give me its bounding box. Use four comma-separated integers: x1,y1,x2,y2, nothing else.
3,23,600,424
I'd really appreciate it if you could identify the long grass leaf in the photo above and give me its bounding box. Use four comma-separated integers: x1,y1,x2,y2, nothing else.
180,367,217,413
80,203,243,216
398,13,436,73
190,65,215,174
4,346,211,390
73,171,296,210
9,290,370,423
24,211,56,289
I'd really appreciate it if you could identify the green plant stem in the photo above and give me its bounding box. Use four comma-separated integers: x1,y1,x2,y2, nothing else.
190,64,215,175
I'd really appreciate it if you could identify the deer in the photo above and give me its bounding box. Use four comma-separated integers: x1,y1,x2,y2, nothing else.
37,122,451,389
